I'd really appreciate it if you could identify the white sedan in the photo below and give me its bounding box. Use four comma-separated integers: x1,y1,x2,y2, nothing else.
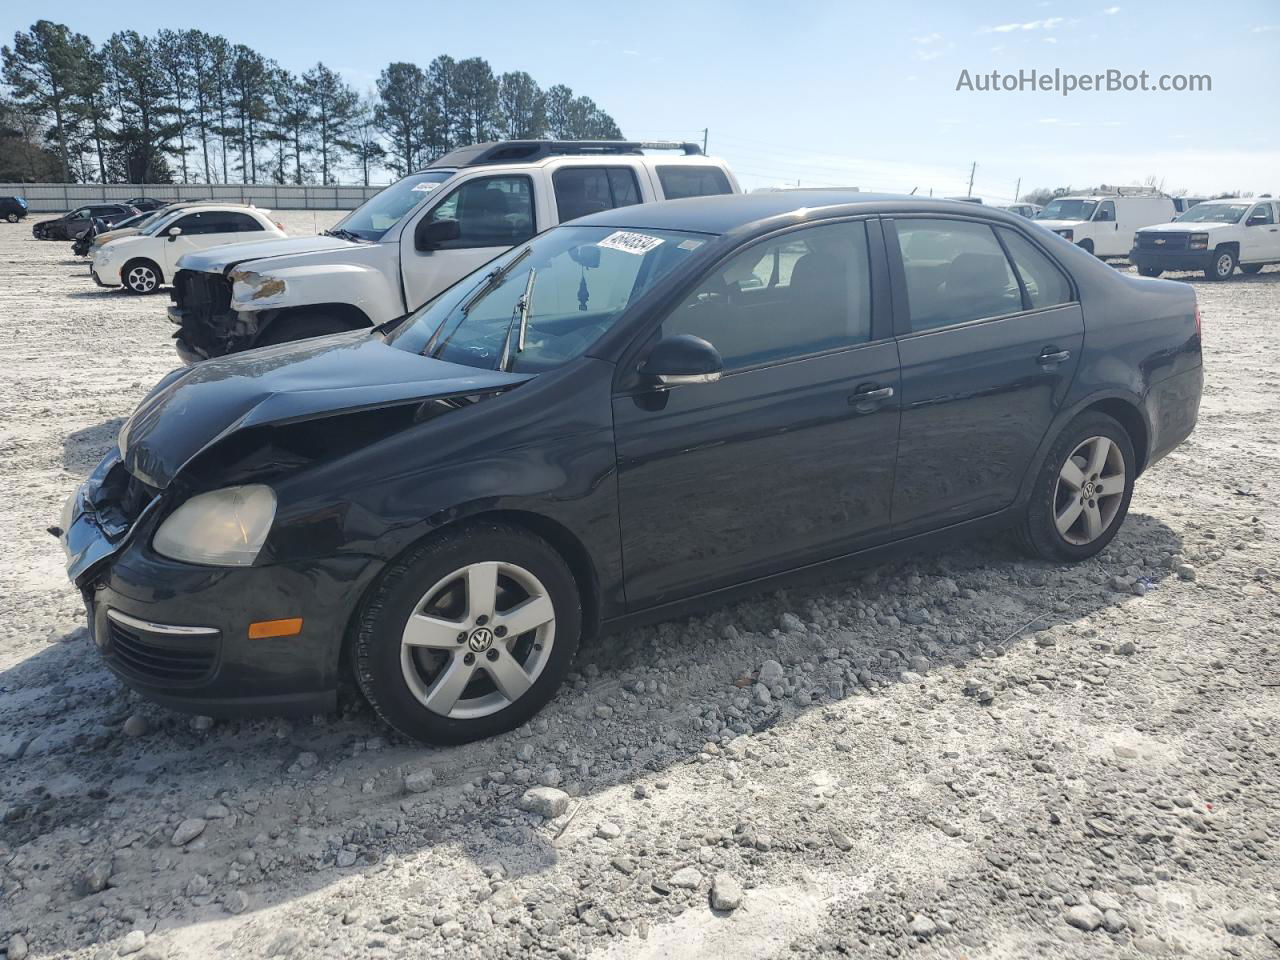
91,205,285,294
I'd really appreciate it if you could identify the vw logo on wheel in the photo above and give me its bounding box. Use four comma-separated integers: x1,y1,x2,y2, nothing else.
467,627,495,653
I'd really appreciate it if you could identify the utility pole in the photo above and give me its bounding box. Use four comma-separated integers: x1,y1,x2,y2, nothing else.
1014,177,1021,203
702,128,708,155
966,161,977,198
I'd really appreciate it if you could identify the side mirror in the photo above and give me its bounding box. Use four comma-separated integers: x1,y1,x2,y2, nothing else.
167,226,182,241
637,335,723,388
1246,216,1267,227
415,217,461,251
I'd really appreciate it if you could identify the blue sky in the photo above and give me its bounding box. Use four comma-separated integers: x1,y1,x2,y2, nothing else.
6,1,1278,198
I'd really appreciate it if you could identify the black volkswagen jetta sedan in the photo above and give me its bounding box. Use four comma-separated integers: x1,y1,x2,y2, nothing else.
60,192,1203,744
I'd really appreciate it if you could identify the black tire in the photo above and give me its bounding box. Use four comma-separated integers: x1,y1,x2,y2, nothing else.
1205,246,1236,281
352,521,582,745
122,259,162,294
1137,266,1163,278
1018,412,1136,563
1240,263,1263,275
257,312,358,347
4,212,17,224
1077,239,1095,256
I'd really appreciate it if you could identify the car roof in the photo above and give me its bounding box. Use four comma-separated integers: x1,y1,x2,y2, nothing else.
566,191,1029,236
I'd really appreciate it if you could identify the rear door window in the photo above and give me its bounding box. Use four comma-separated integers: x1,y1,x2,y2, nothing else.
894,219,1022,331
553,166,642,223
655,165,733,200
997,228,1074,309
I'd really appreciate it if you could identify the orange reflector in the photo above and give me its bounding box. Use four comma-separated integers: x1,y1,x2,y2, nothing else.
248,618,303,639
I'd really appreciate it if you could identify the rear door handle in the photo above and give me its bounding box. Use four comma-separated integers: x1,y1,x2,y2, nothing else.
849,385,894,411
1037,349,1071,365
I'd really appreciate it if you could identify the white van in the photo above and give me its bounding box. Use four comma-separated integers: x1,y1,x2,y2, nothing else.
1035,194,1176,258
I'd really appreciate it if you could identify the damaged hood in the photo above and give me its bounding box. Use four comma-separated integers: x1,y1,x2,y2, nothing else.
176,234,361,274
119,331,533,489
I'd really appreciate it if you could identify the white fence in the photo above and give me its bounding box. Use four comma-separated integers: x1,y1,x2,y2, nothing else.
0,182,386,213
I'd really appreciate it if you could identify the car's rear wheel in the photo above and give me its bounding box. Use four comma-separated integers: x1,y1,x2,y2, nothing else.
257,312,359,347
122,259,162,294
352,522,582,745
1240,263,1263,275
1137,266,1163,278
4,212,17,223
1019,412,1135,562
1205,247,1236,281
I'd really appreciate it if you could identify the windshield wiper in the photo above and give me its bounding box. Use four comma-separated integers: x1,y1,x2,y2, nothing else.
498,267,536,372
324,228,365,243
461,246,531,317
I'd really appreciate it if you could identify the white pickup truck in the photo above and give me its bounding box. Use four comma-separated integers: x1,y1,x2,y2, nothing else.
1130,197,1280,280
168,140,740,362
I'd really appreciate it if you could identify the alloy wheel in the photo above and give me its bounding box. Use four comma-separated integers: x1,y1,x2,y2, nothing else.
1215,253,1233,278
126,265,157,293
1052,436,1126,545
399,561,556,719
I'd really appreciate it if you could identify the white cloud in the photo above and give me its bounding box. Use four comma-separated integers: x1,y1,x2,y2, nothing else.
1043,36,1058,43
913,32,943,44
1102,6,1121,14
1252,24,1278,33
984,16,1065,33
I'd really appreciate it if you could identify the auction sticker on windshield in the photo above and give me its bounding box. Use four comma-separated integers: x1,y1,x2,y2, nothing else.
599,231,665,255
411,182,441,192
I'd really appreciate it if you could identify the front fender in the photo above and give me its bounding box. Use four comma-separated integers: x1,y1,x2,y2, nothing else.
229,262,402,325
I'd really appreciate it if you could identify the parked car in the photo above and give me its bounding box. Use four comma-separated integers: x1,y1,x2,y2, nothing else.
1131,197,1280,279
126,196,168,212
1,195,28,223
33,203,138,241
59,192,1202,743
1035,194,1176,258
1171,197,1206,215
1000,202,1043,219
167,139,739,363
72,209,157,257
91,205,285,294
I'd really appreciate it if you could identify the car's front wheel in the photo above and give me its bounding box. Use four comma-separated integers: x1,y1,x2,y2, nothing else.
122,259,162,294
257,312,359,347
4,212,17,224
1205,247,1236,281
1137,266,1163,278
1077,239,1095,256
1019,412,1135,562
353,522,582,745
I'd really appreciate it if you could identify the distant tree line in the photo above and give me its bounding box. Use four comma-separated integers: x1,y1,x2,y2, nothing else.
0,20,623,185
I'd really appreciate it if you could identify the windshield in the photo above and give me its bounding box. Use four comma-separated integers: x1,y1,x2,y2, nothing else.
1176,203,1248,224
386,225,712,372
331,171,456,241
140,209,185,236
1037,199,1098,221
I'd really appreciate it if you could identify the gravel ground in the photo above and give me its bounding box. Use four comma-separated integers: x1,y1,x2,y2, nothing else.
1,213,1278,960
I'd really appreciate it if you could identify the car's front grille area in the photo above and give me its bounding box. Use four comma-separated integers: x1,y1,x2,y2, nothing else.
171,269,235,356
1137,233,1190,251
105,618,219,686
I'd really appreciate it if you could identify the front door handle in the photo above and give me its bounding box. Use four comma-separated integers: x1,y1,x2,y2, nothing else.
849,385,894,412
1037,349,1071,365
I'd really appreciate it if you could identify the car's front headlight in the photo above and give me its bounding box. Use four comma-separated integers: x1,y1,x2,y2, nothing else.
153,485,276,566
1056,228,1073,241
1188,233,1209,250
